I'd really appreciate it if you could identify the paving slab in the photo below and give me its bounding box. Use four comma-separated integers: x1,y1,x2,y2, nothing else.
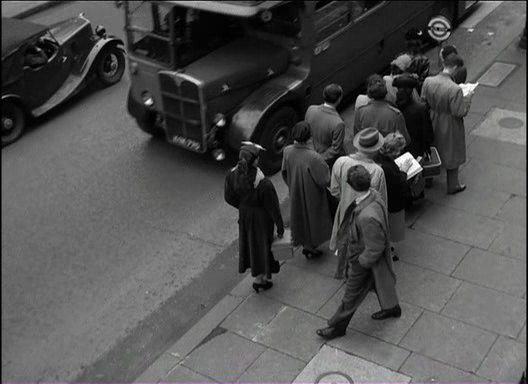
134,352,180,383
293,345,410,383
182,332,265,382
163,364,216,383
459,158,526,197
221,294,286,340
477,62,518,87
262,263,342,314
236,348,305,383
400,353,490,383
467,135,526,171
397,229,471,275
254,306,326,362
229,274,255,298
414,204,504,249
489,223,527,260
317,289,422,345
495,195,527,227
288,243,339,279
452,248,526,297
399,311,497,372
471,108,526,146
327,329,411,371
423,182,511,218
166,294,243,358
392,262,461,312
518,324,526,344
442,282,526,338
477,336,527,382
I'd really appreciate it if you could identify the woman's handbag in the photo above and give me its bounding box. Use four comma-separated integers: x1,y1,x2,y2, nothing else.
421,146,442,178
271,229,294,261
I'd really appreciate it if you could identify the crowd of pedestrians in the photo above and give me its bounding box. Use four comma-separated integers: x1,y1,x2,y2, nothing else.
225,34,476,341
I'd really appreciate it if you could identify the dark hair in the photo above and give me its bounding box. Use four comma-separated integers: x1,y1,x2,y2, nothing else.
444,54,464,68
390,64,404,76
292,121,311,143
367,81,388,100
441,45,458,60
233,149,258,194
346,165,371,192
323,84,343,104
366,74,383,88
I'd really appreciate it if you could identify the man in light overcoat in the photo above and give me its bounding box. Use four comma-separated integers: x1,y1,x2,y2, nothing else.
421,54,472,194
316,165,400,340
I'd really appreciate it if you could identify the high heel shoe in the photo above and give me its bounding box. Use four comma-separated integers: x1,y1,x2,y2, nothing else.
252,281,273,293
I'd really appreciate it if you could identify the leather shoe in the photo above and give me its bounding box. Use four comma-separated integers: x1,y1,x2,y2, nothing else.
371,305,402,320
316,326,346,340
447,184,466,195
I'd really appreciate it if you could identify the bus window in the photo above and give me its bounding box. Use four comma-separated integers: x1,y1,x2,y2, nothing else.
351,1,383,20
251,2,301,37
315,2,351,42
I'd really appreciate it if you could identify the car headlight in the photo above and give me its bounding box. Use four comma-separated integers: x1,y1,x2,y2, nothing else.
141,91,154,108
213,113,226,127
95,25,106,38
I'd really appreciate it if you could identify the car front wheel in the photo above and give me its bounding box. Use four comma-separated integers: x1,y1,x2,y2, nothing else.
2,102,25,147
96,46,125,87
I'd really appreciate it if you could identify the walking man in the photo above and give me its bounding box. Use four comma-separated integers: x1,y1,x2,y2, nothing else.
282,122,332,258
421,54,472,194
316,165,400,341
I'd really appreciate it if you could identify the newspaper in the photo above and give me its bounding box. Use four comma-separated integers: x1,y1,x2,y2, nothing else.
395,152,423,180
459,82,479,97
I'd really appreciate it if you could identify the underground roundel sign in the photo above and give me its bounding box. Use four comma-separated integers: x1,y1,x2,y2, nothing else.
427,15,452,42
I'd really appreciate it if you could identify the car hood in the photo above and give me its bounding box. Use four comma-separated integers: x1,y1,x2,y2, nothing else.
183,37,290,100
48,15,91,44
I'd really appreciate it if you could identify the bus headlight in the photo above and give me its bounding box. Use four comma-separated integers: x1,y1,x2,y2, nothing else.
141,91,154,108
213,113,226,127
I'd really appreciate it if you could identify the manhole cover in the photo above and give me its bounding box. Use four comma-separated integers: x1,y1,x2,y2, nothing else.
498,117,524,129
315,371,354,384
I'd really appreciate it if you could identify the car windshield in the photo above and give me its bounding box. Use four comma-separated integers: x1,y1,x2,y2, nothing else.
126,1,301,68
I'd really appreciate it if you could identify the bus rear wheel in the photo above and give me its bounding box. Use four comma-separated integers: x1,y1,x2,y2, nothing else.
255,106,298,176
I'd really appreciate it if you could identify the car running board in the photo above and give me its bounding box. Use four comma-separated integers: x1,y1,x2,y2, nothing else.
32,73,85,117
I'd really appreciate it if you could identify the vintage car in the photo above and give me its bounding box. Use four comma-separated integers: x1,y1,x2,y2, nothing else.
1,14,126,147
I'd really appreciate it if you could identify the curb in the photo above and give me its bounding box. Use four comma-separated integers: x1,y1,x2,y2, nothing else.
11,1,72,19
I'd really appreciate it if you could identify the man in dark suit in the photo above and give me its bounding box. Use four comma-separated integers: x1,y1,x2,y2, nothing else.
305,84,346,169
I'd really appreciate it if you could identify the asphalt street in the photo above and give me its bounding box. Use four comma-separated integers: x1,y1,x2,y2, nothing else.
1,2,281,381
1,1,525,382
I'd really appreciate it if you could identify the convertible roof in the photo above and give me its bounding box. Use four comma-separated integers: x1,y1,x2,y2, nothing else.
158,1,285,17
2,17,48,58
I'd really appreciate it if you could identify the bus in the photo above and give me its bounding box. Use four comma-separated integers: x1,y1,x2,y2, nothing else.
122,1,477,174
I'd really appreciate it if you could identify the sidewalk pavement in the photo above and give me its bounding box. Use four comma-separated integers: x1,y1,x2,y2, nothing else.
134,34,527,384
1,1,68,19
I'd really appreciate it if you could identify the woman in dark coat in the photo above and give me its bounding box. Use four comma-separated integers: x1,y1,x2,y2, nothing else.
375,133,411,261
224,142,284,293
393,74,434,159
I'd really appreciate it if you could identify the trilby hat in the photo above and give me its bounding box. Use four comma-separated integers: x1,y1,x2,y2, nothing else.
353,128,385,153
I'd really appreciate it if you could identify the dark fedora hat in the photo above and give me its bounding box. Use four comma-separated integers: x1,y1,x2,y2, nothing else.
353,128,384,153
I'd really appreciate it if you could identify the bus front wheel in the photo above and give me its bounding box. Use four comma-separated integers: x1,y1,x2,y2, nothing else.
255,106,298,176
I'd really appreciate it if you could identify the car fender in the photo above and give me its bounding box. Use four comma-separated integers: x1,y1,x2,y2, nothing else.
1,94,29,115
226,70,304,150
80,36,126,76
